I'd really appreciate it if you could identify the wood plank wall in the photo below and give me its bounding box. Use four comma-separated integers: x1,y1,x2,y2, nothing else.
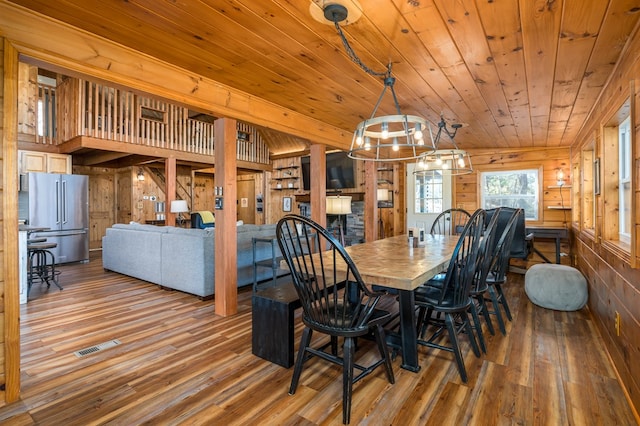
570,22,640,416
453,146,572,266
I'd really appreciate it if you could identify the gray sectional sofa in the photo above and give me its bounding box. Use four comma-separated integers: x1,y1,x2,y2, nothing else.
102,222,281,298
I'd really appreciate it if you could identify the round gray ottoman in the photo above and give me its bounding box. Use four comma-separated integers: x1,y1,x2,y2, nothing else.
524,264,588,311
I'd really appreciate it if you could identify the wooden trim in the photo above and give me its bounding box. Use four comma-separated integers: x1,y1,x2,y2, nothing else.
2,38,21,403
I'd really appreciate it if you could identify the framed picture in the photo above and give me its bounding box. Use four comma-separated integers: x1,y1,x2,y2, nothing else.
283,196,292,212
594,158,601,195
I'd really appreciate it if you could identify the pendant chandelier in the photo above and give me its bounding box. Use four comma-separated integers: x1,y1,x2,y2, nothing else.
322,3,436,162
414,117,473,176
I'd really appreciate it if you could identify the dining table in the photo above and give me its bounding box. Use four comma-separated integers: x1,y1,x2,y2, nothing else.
339,234,459,372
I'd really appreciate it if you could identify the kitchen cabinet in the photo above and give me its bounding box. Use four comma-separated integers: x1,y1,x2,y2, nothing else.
19,150,71,174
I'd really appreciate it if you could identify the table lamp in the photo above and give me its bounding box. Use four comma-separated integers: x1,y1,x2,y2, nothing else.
170,199,189,227
326,195,352,246
377,188,390,238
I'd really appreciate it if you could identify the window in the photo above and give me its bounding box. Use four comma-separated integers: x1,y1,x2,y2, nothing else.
619,116,631,244
414,171,443,214
480,169,540,220
602,97,632,251
580,146,595,231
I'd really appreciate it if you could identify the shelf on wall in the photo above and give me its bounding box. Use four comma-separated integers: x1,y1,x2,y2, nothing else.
273,177,298,180
272,187,299,191
274,166,299,170
547,206,571,210
547,185,572,189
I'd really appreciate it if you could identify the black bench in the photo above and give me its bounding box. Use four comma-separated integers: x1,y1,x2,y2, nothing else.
251,281,301,368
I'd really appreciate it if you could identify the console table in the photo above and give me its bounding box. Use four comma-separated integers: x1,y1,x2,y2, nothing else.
525,225,569,264
252,236,289,292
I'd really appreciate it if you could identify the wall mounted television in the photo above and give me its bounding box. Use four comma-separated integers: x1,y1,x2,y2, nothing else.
301,151,356,191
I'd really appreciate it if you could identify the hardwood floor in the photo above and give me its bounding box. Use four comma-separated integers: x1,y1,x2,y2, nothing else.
0,251,636,425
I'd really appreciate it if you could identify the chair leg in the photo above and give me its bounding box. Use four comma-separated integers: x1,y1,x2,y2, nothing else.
444,313,467,383
495,283,512,321
342,337,355,425
487,285,507,335
289,327,313,395
468,302,486,354
461,310,481,358
373,324,395,384
477,293,495,336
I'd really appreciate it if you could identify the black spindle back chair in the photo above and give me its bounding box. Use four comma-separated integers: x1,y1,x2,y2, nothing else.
415,208,485,382
485,208,521,334
430,208,471,236
276,214,394,424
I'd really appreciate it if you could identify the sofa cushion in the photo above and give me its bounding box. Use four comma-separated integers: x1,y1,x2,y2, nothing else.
113,223,170,233
102,227,163,283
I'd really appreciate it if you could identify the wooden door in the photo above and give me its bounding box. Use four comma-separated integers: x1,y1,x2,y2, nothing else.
237,179,255,224
116,169,132,224
88,171,115,249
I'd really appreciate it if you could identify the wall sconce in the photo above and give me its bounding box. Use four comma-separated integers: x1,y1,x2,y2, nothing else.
556,168,565,186
137,169,145,181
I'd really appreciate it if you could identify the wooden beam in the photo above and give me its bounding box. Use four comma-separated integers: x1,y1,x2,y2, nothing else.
214,118,238,317
165,157,176,227
309,144,326,227
364,161,377,242
2,38,21,403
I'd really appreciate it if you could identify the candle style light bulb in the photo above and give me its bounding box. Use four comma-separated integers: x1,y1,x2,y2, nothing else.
392,137,399,151
381,122,389,139
457,154,465,167
414,123,423,140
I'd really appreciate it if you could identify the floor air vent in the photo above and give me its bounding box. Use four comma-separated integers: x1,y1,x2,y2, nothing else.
74,339,121,358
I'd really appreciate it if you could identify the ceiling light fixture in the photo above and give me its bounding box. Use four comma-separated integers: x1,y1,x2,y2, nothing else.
414,117,473,176
322,3,436,162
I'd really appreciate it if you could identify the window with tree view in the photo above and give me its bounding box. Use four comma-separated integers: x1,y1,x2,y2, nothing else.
481,169,539,220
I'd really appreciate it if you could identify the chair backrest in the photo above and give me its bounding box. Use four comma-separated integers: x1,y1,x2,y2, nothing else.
191,211,215,229
276,215,383,333
435,209,485,306
485,207,528,259
473,208,502,291
488,208,521,282
430,208,471,236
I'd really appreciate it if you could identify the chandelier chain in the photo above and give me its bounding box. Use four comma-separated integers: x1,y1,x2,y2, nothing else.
334,22,388,78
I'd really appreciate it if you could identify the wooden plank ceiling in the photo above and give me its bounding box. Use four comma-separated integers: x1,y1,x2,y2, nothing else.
7,0,640,154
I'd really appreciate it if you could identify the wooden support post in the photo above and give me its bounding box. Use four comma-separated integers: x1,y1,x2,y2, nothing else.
310,144,326,227
214,118,238,316
364,161,377,242
165,157,177,227
2,38,21,403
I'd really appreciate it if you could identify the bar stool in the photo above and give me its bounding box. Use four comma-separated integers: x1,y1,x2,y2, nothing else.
27,242,63,297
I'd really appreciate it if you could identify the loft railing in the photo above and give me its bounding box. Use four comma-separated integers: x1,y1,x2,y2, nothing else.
48,77,269,164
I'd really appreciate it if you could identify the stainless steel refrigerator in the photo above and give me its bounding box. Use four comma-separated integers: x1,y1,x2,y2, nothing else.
21,172,89,264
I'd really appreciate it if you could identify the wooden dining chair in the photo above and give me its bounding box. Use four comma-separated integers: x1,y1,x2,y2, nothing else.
430,208,471,236
276,214,395,425
415,209,484,383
